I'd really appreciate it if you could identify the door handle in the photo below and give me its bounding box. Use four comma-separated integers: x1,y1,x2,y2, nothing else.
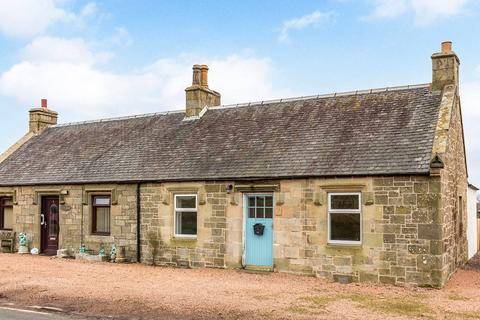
41,214,45,226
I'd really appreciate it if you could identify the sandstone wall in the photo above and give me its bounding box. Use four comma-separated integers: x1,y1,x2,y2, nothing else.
439,93,468,283
140,182,227,268
268,176,443,287
3,171,463,287
137,177,445,286
5,184,137,261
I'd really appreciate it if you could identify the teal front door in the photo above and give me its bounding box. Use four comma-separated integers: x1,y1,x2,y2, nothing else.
245,194,274,268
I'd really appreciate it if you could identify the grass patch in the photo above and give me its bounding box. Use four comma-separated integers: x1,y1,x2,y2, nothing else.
289,293,433,319
287,295,335,315
448,292,471,301
302,295,335,308
287,305,310,314
341,293,432,318
339,292,370,304
445,311,480,319
363,297,433,319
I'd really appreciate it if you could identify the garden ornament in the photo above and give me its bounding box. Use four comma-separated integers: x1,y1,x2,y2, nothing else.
99,243,106,257
19,233,27,246
110,244,117,262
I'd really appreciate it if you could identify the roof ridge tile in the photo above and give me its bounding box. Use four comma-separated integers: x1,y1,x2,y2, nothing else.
53,109,184,128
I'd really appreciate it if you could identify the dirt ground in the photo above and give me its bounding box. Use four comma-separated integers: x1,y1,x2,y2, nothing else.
0,254,479,320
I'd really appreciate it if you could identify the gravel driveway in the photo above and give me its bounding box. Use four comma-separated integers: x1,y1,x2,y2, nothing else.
0,253,479,320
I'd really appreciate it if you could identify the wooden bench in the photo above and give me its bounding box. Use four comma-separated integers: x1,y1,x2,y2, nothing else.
0,230,15,253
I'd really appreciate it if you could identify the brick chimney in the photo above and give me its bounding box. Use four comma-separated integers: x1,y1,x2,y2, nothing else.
431,41,460,92
29,99,58,134
185,64,221,117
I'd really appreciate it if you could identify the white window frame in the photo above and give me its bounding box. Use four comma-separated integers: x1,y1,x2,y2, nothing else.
246,194,274,219
327,192,362,245
174,194,198,239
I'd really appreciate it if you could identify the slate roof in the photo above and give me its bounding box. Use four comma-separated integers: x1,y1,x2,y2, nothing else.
0,84,442,186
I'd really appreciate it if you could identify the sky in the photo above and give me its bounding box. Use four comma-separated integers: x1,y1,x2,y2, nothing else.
0,0,479,185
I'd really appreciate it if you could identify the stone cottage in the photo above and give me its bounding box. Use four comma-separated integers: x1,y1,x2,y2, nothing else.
0,42,468,287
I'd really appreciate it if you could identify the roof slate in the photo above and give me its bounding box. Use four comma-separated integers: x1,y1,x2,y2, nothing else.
0,85,442,186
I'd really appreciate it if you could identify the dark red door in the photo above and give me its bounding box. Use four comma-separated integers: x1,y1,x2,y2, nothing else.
41,196,59,255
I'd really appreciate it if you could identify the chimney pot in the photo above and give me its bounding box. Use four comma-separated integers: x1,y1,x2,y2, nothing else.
200,65,209,88
41,99,47,109
192,65,201,86
441,41,452,53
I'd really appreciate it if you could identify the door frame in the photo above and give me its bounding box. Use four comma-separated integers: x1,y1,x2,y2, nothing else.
40,195,60,255
242,193,275,268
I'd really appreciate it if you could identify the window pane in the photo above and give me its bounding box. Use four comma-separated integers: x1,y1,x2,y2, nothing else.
265,207,273,219
257,197,264,207
94,197,110,206
249,208,255,218
95,207,110,233
265,196,273,207
248,197,255,207
2,198,13,206
256,208,264,219
176,196,196,209
3,207,13,229
48,204,59,237
176,211,197,235
330,213,360,241
330,194,359,210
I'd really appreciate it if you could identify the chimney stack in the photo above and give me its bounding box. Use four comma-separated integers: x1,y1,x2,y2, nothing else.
431,41,460,91
29,99,58,134
185,64,220,117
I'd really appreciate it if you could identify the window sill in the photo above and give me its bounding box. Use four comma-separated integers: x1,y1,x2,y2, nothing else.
91,233,111,237
326,242,362,249
170,237,197,248
173,235,197,240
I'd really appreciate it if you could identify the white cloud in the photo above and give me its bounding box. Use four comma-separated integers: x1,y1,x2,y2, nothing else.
80,2,97,18
0,0,99,38
365,0,471,25
366,0,409,19
278,11,333,43
0,0,71,37
22,36,113,65
0,37,291,120
411,0,470,24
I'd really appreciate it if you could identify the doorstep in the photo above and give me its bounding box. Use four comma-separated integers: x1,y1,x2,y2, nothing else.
242,265,273,274
75,253,109,262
